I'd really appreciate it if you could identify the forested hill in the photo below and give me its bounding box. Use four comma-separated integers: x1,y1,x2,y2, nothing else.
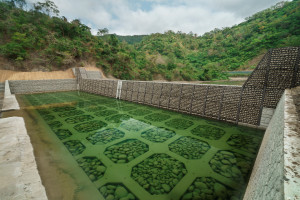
116,35,147,44
0,0,299,81
136,0,300,76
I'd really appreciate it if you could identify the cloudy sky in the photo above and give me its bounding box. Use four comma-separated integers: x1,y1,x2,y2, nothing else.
27,0,283,36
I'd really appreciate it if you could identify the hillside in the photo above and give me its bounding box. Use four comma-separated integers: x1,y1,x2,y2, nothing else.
136,0,300,80
0,0,299,81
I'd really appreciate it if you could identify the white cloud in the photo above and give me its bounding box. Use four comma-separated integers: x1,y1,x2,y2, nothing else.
26,0,284,35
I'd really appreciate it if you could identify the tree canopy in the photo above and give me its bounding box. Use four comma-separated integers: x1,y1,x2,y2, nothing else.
0,0,299,81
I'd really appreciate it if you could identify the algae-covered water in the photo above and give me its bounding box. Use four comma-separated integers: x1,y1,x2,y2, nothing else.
15,91,264,200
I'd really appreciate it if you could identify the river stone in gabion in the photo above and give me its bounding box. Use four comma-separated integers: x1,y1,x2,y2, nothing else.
131,153,187,195
120,119,151,132
181,177,239,200
43,114,55,121
63,140,86,156
128,109,151,116
165,119,194,130
48,121,63,129
77,156,106,182
85,106,106,112
53,129,72,140
65,115,94,124
74,120,107,133
141,127,175,143
99,183,137,200
104,139,149,163
105,114,131,123
94,110,118,117
144,113,171,122
86,128,125,145
169,136,210,159
209,150,253,181
191,125,225,140
52,106,76,113
226,134,262,155
58,110,84,118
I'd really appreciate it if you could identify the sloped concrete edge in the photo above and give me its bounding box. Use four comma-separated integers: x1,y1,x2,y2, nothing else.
284,86,300,199
0,117,47,200
2,80,20,111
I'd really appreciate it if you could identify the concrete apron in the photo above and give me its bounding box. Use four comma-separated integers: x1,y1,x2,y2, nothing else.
0,117,47,199
0,80,47,199
2,80,19,111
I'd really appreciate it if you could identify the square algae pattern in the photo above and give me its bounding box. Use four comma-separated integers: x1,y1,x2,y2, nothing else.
21,91,264,200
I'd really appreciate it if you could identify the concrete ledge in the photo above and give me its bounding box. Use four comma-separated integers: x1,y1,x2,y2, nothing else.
284,86,300,199
0,117,47,200
2,80,20,111
244,86,300,200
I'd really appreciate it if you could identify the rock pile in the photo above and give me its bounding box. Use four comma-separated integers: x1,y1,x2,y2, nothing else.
52,106,76,112
65,115,94,124
48,121,62,129
131,153,187,195
86,128,125,145
226,134,262,155
58,110,84,118
63,140,86,156
104,139,149,163
141,127,175,143
209,150,253,181
181,177,239,200
144,113,170,122
53,129,72,140
77,156,106,182
165,118,194,130
129,109,151,116
191,125,225,140
95,110,118,117
74,120,107,133
120,119,151,132
169,136,210,159
99,183,137,200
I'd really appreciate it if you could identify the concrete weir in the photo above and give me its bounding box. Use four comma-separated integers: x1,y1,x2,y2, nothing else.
0,46,299,199
0,117,47,200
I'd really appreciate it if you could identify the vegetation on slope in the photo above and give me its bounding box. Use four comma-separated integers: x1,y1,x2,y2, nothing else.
136,0,300,80
0,0,299,81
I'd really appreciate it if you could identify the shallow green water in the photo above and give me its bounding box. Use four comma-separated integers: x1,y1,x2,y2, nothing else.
20,91,264,200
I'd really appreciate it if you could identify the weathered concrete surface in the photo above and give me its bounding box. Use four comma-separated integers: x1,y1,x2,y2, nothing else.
0,117,47,200
260,107,275,128
2,80,20,111
244,87,300,200
284,86,300,200
243,93,285,200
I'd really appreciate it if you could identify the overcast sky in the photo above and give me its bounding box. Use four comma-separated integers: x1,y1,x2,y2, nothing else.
27,0,284,36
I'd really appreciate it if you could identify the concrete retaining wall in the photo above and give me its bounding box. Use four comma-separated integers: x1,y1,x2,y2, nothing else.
243,94,284,200
9,79,77,94
244,86,300,200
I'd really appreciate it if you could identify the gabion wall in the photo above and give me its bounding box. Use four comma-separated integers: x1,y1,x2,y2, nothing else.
78,47,300,126
9,79,77,94
80,79,118,98
239,46,300,125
